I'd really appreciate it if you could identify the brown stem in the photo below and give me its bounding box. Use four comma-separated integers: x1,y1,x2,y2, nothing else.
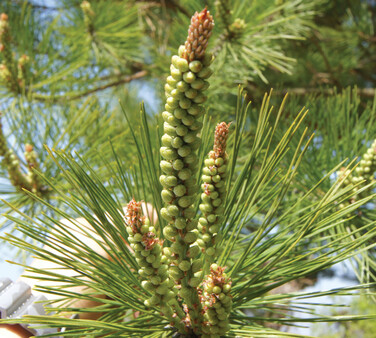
33,70,148,103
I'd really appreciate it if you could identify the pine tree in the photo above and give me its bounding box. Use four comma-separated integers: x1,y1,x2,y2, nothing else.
0,1,376,337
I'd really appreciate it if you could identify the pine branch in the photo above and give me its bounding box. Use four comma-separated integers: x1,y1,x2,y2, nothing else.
33,70,148,103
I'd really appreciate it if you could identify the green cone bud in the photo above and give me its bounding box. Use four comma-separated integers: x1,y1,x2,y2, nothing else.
176,57,189,72
172,136,184,149
170,89,183,99
167,204,179,216
186,219,198,231
167,114,181,126
171,55,180,68
162,132,172,147
202,233,211,242
167,75,177,86
164,122,176,136
179,260,191,271
182,114,195,126
197,239,205,248
189,277,201,287
164,175,178,187
193,93,207,104
183,71,196,83
178,168,192,180
185,88,198,99
192,259,203,273
156,284,169,295
179,97,192,109
200,203,213,214
170,265,184,280
146,254,156,263
150,275,162,285
197,67,212,79
141,281,155,293
163,225,177,239
134,233,142,242
167,96,179,108
161,207,173,221
171,67,182,80
176,124,188,136
161,189,174,203
222,284,231,293
209,225,219,234
178,196,193,208
160,146,178,160
187,244,200,258
163,247,172,257
206,247,215,256
189,60,203,73
174,184,187,197
212,286,221,294
184,153,197,164
207,214,217,223
172,159,184,171
174,107,187,119
183,132,197,143
177,80,189,92
183,206,195,218
212,198,222,207
177,145,191,157
175,216,187,229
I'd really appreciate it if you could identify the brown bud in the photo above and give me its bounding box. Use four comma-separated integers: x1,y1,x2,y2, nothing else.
25,143,33,153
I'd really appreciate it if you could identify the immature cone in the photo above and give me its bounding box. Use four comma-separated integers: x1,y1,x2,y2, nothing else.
214,0,232,29
0,14,20,92
201,264,232,337
0,13,10,50
0,63,11,83
126,199,185,330
183,8,214,62
24,143,42,194
198,122,230,262
0,114,32,192
159,7,214,335
81,1,95,34
17,54,30,89
337,139,376,211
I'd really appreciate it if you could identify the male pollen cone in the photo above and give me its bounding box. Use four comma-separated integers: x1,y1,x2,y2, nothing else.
183,7,214,62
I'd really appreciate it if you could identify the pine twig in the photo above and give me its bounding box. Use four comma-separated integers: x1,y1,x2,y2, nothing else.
33,70,148,103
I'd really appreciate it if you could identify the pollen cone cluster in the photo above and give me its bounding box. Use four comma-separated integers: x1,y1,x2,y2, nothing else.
201,264,232,337
0,13,17,91
159,7,214,334
0,14,30,92
338,139,376,210
126,199,184,329
198,122,230,261
0,14,12,70
0,114,33,192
